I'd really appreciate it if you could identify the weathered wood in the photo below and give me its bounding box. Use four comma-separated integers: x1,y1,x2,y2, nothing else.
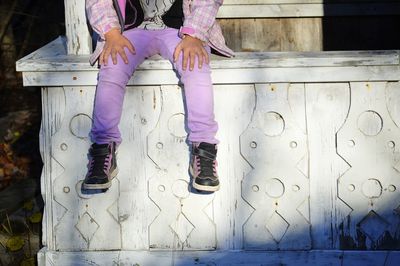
240,83,310,250
19,65,400,87
220,18,322,52
306,83,352,249
336,82,400,249
218,1,400,18
64,0,91,54
280,18,323,51
234,19,281,52
34,80,400,254
16,39,400,86
16,38,400,72
38,248,400,266
213,85,255,250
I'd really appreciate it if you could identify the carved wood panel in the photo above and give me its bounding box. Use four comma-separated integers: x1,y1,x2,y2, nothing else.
305,83,352,249
240,83,311,250
41,81,400,252
46,87,121,251
336,82,400,249
147,85,216,250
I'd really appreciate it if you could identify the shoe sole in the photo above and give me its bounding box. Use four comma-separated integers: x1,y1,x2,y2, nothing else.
82,167,119,190
193,182,220,192
189,165,220,192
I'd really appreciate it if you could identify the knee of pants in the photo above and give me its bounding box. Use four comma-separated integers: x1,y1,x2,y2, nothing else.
177,64,212,86
98,64,133,88
174,52,211,74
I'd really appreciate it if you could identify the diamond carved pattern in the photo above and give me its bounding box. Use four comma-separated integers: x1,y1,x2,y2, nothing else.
265,211,290,243
170,213,195,243
75,212,99,243
359,211,389,242
296,198,310,223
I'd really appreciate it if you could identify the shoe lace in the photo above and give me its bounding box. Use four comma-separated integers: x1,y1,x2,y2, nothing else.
194,143,217,177
196,156,215,177
89,155,110,176
88,144,112,176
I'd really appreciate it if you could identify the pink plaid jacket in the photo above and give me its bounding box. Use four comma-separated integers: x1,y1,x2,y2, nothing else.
86,0,234,65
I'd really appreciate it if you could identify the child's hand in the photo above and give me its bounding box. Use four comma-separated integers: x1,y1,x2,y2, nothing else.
100,28,135,65
173,35,209,71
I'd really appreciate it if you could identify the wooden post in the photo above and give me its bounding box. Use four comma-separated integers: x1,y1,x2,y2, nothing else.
64,0,91,55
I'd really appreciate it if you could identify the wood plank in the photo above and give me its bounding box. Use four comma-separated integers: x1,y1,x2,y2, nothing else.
64,0,91,54
146,85,217,250
222,18,322,52
280,18,322,51
20,65,400,87
218,3,400,18
213,85,255,250
237,19,281,52
18,51,400,71
38,248,400,266
16,38,400,72
306,83,352,249
118,86,161,249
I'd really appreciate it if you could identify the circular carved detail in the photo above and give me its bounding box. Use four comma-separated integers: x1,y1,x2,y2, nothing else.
156,142,164,149
292,185,300,192
357,111,383,136
361,178,383,198
290,141,297,149
252,185,259,192
250,141,257,149
158,185,166,192
63,186,70,193
69,114,92,139
348,140,355,147
388,185,396,192
265,178,285,198
387,141,395,149
256,111,285,137
348,184,356,192
167,113,187,138
171,179,190,199
60,143,68,151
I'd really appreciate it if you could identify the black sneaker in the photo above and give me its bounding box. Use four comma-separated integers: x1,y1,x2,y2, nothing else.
83,142,118,190
190,142,220,192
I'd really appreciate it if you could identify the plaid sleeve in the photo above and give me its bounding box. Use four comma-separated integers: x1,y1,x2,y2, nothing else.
182,0,223,42
86,0,121,40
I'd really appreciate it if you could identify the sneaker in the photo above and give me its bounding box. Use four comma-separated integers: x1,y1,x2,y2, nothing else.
83,142,118,190
190,142,220,192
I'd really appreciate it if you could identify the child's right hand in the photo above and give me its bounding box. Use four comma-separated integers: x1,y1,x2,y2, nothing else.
100,28,135,65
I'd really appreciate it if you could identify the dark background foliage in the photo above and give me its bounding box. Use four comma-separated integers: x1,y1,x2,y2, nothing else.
0,0,65,189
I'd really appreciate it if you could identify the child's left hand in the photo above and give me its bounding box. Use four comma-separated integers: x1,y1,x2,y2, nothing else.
173,35,209,71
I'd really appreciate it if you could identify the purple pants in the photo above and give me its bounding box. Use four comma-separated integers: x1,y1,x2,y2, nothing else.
90,28,219,145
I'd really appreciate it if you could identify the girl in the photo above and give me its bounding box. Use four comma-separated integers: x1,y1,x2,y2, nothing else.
83,0,233,192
